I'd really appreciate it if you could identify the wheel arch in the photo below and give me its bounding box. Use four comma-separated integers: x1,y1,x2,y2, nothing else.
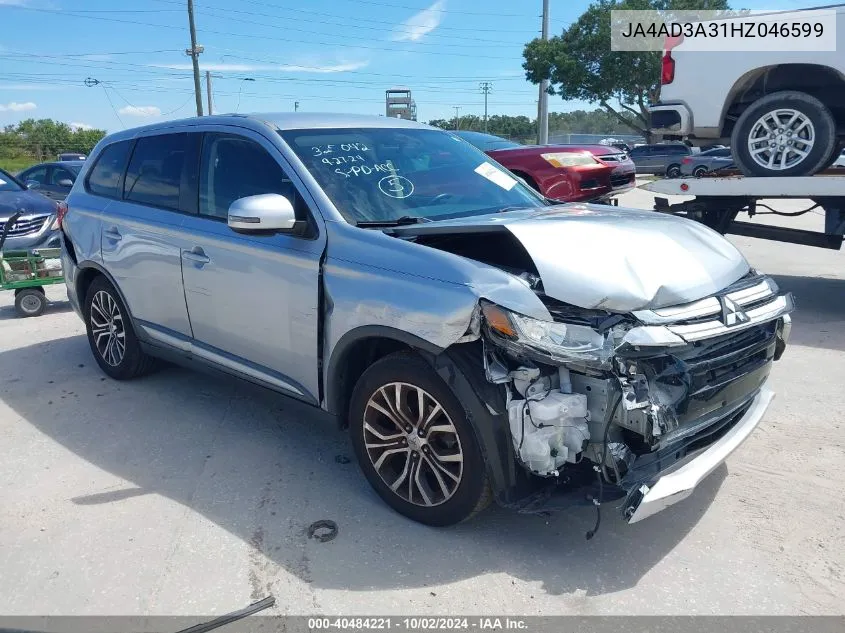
721,64,845,138
73,262,134,322
325,326,444,422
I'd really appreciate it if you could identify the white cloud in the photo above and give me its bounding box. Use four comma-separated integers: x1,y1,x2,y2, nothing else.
391,0,446,42
149,61,369,73
118,105,161,117
70,122,95,131
0,101,37,112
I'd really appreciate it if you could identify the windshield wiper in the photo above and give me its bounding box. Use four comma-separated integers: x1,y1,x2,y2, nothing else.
356,215,433,228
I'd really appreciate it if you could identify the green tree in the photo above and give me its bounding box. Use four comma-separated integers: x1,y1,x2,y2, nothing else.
0,119,106,169
523,0,730,140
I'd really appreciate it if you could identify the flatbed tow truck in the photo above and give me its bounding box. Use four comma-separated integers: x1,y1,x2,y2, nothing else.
640,172,845,251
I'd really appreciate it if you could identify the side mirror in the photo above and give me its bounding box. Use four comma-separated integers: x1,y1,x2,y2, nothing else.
57,178,74,187
25,180,40,189
227,193,298,233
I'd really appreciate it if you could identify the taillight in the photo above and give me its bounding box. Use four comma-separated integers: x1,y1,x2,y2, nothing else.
661,52,675,85
681,157,692,164
661,34,682,85
55,201,68,229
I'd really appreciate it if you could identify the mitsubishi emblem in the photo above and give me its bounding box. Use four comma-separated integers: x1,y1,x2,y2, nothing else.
720,296,750,327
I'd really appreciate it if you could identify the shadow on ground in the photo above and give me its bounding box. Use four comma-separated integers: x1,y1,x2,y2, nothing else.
0,335,725,598
771,274,845,352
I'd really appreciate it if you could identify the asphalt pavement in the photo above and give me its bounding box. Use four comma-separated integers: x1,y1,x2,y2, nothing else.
0,189,842,617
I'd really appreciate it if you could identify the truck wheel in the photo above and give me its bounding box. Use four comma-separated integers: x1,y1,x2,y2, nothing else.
731,91,835,177
666,164,681,178
14,288,47,317
348,352,492,526
84,276,157,380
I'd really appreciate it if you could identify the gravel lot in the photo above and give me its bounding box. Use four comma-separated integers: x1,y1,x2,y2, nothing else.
1,189,842,617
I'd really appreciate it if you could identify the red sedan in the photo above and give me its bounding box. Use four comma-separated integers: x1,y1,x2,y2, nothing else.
455,131,636,203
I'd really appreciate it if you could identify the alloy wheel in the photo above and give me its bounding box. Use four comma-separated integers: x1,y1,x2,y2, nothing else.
89,290,126,367
363,382,464,507
748,108,815,171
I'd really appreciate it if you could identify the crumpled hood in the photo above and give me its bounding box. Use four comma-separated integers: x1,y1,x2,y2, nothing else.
392,204,749,312
0,190,57,219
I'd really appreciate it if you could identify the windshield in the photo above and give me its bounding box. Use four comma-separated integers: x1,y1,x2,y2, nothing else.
280,127,545,224
0,169,24,192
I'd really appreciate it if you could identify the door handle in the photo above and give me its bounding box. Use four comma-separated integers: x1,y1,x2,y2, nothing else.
182,247,210,265
104,227,122,242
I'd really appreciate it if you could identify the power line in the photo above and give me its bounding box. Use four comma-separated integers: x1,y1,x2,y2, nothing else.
150,0,535,34
196,5,526,47
3,6,518,59
99,85,126,130
312,0,526,17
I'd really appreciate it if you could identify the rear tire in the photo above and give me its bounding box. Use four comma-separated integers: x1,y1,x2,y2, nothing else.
693,166,708,177
666,164,681,178
84,276,157,380
348,352,492,526
731,91,835,177
14,288,47,317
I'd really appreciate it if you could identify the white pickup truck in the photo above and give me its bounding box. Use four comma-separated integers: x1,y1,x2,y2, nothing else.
650,5,845,177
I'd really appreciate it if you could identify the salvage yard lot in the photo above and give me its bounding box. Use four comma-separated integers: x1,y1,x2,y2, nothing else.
1,190,843,616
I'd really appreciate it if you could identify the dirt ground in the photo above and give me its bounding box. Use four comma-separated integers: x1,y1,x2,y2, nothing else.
0,190,842,616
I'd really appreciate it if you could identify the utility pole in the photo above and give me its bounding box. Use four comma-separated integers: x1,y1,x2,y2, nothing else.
454,106,461,130
479,82,492,133
186,0,204,116
538,0,550,144
294,101,300,112
205,71,213,115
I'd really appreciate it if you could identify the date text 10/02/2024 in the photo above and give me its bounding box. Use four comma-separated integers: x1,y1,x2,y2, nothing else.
307,618,529,630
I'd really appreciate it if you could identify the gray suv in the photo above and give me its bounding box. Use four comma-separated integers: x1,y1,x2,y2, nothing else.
61,114,793,527
628,143,692,177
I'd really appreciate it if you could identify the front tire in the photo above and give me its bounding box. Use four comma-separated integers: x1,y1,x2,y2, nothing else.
84,276,157,380
693,166,708,177
348,352,491,526
731,91,835,177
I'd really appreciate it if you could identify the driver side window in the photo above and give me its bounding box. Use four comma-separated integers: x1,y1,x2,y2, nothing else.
199,133,302,221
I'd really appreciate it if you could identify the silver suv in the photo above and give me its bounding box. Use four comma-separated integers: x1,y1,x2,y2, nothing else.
61,114,793,528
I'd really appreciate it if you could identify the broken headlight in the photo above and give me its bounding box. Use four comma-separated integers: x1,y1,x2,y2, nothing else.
481,302,615,366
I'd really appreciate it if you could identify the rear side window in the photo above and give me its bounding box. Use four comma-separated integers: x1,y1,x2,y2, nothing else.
87,140,133,198
124,133,187,210
666,145,689,154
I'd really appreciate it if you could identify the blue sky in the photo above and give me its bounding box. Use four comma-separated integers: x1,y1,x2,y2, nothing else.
0,0,827,132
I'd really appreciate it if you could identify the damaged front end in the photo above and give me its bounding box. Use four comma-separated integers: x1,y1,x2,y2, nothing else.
475,273,794,524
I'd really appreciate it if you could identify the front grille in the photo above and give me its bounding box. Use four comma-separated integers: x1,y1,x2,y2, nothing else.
611,173,632,187
0,215,50,237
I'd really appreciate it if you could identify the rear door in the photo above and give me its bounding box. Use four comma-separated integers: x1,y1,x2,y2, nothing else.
177,129,326,402
100,132,193,339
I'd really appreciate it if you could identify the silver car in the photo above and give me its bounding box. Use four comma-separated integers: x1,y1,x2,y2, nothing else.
61,114,793,528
